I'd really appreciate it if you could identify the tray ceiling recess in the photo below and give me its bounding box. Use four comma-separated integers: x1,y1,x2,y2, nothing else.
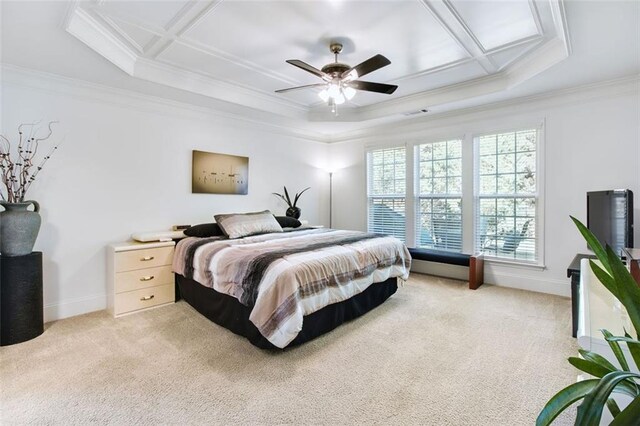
65,0,570,123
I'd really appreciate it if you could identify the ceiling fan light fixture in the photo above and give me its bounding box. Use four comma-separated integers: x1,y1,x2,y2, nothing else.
343,86,356,100
318,88,330,102
277,42,397,115
327,82,341,98
344,69,358,81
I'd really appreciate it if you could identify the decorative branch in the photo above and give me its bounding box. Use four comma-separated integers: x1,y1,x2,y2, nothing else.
0,121,59,203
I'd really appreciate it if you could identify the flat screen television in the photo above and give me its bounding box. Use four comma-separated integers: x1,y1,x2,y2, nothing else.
587,189,634,253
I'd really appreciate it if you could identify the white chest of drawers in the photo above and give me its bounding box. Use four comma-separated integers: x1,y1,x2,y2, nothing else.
107,241,176,317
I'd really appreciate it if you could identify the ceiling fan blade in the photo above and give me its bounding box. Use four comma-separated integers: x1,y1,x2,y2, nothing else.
286,60,329,80
341,54,391,80
348,80,398,95
275,83,327,94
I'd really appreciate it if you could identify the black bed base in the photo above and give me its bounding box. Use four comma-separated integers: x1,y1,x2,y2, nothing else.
176,275,398,350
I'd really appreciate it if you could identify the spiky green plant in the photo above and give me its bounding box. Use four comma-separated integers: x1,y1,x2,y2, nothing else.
536,217,640,425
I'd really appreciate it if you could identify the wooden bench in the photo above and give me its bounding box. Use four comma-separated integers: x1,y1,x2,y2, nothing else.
408,248,485,290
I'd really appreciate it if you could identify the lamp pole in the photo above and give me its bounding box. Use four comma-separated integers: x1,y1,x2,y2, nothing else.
329,172,333,229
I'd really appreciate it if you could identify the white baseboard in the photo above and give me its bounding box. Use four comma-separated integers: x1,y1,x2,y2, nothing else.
485,270,570,297
410,260,570,297
44,294,106,323
410,260,469,281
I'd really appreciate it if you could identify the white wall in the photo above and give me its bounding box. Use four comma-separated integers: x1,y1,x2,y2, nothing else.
329,78,640,296
1,71,329,321
3,68,638,322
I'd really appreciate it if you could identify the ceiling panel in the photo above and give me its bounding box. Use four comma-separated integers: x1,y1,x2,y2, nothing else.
182,0,469,83
157,41,302,96
63,0,574,124
489,41,542,71
100,0,192,30
352,60,488,106
110,18,158,53
448,0,539,51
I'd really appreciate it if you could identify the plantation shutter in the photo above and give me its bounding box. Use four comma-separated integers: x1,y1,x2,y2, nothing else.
366,146,406,242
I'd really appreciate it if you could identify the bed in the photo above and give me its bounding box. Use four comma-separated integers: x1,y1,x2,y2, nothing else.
173,226,411,349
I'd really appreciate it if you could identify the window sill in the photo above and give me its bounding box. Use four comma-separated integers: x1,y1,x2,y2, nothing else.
482,256,546,271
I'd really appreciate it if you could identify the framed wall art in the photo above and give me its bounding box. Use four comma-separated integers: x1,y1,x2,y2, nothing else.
192,150,249,195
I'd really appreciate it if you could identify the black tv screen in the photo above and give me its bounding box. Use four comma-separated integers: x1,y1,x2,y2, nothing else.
587,190,634,253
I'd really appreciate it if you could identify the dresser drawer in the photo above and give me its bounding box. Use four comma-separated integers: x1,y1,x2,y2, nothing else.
115,246,173,272
114,283,174,316
115,265,173,293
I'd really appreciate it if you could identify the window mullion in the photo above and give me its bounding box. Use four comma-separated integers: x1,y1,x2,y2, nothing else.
405,143,416,247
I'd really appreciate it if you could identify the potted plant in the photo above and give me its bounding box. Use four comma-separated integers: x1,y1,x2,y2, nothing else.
537,217,640,425
272,186,309,219
0,121,59,256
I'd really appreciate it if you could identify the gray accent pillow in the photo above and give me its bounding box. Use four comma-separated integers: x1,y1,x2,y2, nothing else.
214,210,283,239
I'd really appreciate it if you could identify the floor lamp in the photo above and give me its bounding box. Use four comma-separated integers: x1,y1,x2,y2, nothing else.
329,171,333,228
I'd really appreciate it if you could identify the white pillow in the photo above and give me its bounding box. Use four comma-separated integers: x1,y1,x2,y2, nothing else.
214,210,283,239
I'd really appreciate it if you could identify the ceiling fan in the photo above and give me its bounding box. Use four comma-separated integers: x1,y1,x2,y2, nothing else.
276,43,397,112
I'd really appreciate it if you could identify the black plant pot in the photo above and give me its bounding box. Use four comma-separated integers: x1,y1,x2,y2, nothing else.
286,206,301,219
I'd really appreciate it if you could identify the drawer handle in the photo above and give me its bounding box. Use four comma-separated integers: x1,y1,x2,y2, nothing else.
140,295,155,301
140,256,155,261
139,276,155,282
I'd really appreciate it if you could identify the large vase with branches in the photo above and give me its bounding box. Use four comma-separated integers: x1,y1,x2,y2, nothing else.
0,121,59,256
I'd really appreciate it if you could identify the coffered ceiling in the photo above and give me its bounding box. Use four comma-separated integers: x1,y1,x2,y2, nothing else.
65,0,570,122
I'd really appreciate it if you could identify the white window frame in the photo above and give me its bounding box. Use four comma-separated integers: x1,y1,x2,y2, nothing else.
362,121,545,269
366,145,408,242
414,139,464,252
472,122,545,268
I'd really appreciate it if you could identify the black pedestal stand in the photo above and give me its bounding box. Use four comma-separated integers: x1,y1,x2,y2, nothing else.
1,252,44,346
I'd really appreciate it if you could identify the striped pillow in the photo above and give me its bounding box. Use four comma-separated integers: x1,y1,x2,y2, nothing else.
214,210,283,239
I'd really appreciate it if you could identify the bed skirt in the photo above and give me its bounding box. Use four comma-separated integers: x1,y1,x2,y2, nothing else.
176,274,398,350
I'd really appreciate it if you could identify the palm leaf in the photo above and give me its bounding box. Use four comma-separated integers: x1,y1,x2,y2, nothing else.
610,396,640,425
571,216,611,274
605,246,640,337
576,348,640,397
606,398,621,418
578,349,619,372
590,260,622,302
601,330,631,371
569,357,614,378
620,331,640,370
575,371,640,425
536,379,599,426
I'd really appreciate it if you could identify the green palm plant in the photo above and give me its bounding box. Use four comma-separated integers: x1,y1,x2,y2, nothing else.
536,216,640,425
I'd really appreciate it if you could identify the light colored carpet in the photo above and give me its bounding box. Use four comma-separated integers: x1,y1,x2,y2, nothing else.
1,274,578,425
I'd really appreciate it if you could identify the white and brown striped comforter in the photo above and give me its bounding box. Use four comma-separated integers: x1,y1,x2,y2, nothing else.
173,228,411,348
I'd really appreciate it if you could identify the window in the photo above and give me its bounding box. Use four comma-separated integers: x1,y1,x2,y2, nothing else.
367,146,406,242
415,140,463,252
475,129,538,262
365,124,542,266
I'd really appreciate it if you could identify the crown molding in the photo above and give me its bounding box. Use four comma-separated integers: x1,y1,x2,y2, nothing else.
66,6,137,75
65,5,311,120
309,31,570,123
2,64,636,146
325,73,640,144
134,58,309,119
64,0,573,125
0,64,329,144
